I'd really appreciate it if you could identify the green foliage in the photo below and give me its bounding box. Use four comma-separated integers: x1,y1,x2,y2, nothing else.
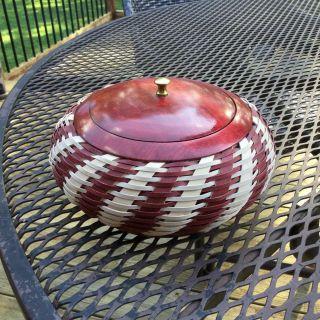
0,0,123,72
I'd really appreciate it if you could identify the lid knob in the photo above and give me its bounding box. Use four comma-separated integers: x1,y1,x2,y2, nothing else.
155,77,170,97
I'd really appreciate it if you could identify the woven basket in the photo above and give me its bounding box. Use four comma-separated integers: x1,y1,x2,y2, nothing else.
50,78,275,236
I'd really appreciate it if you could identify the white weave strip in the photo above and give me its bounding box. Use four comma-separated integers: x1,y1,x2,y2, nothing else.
253,115,275,162
98,162,165,228
49,133,84,166
201,138,256,232
144,156,218,236
55,113,74,130
62,154,118,206
253,115,276,193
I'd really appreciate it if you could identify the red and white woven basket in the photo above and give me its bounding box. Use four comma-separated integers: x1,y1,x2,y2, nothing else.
49,90,275,237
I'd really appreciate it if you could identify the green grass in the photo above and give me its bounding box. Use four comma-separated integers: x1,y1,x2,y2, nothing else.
115,0,122,10
0,0,123,72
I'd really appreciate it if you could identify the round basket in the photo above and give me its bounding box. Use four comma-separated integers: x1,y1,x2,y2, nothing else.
49,77,275,236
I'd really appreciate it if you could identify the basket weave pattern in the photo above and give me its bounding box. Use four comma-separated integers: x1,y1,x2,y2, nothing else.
49,99,275,236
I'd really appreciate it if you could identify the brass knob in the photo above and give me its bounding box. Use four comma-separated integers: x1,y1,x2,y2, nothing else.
155,77,170,97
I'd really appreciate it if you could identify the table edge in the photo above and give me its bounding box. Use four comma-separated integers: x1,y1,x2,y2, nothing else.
0,16,129,320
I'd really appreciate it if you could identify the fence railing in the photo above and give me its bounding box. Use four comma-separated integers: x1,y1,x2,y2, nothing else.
0,0,121,73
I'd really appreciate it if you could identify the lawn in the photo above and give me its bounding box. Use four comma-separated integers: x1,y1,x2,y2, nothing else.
0,0,123,72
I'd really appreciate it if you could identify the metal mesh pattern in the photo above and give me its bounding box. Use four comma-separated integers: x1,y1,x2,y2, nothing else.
122,0,197,16
2,0,320,318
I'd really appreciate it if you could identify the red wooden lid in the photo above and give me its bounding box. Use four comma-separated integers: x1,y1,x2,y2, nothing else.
74,77,252,161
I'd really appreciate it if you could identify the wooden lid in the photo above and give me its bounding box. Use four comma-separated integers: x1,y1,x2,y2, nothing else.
74,77,252,161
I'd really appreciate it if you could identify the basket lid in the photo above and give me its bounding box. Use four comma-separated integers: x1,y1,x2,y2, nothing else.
74,77,252,161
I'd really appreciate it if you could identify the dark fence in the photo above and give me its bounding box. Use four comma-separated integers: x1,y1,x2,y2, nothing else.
0,0,120,73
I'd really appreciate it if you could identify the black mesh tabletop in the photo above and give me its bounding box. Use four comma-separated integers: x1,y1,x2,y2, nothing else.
1,0,320,319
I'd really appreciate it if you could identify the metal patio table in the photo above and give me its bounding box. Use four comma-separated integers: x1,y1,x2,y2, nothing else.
1,0,320,319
